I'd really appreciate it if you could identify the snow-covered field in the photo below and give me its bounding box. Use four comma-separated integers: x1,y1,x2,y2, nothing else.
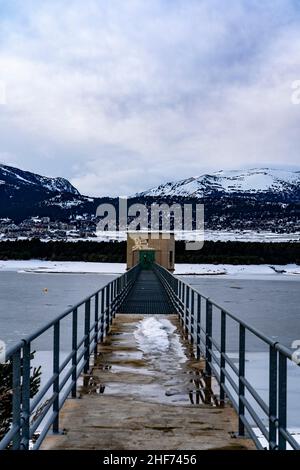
0,260,126,274
1,230,299,243
78,229,300,243
203,230,300,243
175,263,300,276
0,260,299,276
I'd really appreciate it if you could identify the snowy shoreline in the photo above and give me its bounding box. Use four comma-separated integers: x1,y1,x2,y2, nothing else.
175,263,300,276
0,260,299,276
1,229,300,244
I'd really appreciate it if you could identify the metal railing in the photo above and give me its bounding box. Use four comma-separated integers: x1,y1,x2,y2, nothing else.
154,263,300,451
0,264,140,450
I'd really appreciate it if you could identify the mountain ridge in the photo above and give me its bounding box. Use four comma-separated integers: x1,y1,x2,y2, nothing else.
0,164,299,235
136,168,300,198
0,163,79,195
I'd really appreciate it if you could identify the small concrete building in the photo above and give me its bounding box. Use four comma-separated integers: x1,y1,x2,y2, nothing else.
127,232,175,271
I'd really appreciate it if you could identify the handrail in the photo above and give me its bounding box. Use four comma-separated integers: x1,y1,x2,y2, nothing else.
0,263,140,450
2,261,298,451
153,263,300,451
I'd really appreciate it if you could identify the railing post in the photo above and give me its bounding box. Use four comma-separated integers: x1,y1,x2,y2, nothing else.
113,279,117,317
21,342,31,450
238,324,245,436
220,310,226,405
94,293,99,356
196,293,201,359
269,345,278,449
12,350,21,449
71,308,78,398
175,276,178,297
178,281,182,321
111,281,114,317
84,299,91,374
110,282,113,321
205,300,212,377
278,353,287,450
115,278,120,312
181,281,184,322
181,284,185,327
110,282,113,324
185,286,190,336
53,321,60,433
100,289,105,342
105,284,110,334
190,290,195,344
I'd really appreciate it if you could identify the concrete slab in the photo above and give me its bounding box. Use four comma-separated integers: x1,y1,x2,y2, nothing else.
42,314,254,450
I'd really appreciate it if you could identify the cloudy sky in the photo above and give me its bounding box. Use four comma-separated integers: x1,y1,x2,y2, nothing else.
0,0,299,196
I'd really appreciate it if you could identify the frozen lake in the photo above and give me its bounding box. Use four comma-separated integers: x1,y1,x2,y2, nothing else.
182,274,300,432
183,274,300,350
0,268,299,434
0,271,118,347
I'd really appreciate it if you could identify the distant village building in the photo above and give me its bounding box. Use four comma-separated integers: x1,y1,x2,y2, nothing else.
127,232,175,272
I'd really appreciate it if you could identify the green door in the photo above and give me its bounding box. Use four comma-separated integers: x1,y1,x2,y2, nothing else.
139,250,155,269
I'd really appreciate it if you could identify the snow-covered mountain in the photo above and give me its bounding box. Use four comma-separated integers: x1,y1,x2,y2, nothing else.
137,169,300,198
0,164,299,234
0,163,94,221
0,163,79,195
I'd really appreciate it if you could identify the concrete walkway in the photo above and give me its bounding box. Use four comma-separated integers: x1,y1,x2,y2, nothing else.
43,314,254,450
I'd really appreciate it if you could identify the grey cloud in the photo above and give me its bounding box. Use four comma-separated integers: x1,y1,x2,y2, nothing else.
0,0,299,195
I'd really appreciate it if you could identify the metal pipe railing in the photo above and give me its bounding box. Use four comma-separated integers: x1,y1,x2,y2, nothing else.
153,263,300,451
0,263,140,450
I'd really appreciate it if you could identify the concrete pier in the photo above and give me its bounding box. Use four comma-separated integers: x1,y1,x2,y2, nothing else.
43,314,254,450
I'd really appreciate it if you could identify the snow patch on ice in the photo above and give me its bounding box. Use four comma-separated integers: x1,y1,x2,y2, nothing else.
253,428,300,450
